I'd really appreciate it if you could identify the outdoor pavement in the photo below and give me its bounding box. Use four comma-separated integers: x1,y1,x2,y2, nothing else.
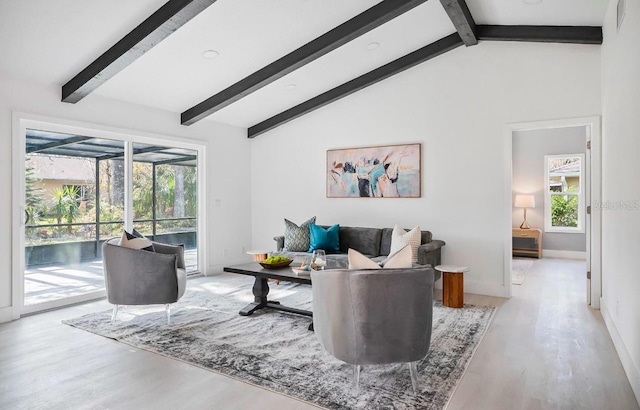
24,250,198,306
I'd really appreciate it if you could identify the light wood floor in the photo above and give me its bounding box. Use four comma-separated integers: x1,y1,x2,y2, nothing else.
1,258,638,410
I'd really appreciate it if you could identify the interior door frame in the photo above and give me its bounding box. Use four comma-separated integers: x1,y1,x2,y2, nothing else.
503,116,601,307
11,112,207,318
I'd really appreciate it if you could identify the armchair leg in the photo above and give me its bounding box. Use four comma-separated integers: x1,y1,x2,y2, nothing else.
408,361,419,393
165,304,171,325
111,305,119,322
352,364,361,396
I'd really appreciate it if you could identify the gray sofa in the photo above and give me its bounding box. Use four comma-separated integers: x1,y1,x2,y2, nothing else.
274,225,445,281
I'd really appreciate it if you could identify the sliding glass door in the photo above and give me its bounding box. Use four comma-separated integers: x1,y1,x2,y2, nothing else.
132,143,198,271
19,124,202,314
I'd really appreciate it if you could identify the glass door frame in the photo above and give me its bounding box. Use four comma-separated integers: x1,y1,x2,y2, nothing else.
12,113,206,317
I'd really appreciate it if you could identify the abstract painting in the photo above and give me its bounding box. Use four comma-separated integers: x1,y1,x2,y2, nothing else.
327,143,421,198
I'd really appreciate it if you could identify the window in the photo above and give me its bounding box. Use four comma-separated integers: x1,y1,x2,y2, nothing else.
544,154,585,233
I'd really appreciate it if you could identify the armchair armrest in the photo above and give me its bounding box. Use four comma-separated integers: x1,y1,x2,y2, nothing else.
152,242,186,269
273,236,285,251
417,239,445,270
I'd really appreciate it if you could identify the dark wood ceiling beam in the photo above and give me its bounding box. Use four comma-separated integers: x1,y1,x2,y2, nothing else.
181,0,430,125
440,0,477,46
477,25,602,44
62,0,217,103
248,33,463,138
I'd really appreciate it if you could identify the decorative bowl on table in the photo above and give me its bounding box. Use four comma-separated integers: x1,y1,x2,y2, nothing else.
259,258,293,269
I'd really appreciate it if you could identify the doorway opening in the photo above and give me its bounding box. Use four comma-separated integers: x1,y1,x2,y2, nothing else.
504,117,601,307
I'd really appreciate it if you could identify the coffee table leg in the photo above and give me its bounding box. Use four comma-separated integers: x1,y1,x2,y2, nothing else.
239,277,270,316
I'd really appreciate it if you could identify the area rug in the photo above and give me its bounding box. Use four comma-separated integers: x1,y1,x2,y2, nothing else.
63,273,496,410
512,258,534,285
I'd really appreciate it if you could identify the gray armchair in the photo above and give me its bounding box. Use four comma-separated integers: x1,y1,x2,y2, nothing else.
102,238,187,324
310,265,434,394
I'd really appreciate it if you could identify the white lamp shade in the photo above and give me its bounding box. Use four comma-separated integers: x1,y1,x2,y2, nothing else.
514,194,535,208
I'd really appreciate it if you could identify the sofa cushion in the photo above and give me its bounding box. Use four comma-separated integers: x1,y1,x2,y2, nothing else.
283,216,316,252
309,223,340,253
390,225,421,262
338,226,383,256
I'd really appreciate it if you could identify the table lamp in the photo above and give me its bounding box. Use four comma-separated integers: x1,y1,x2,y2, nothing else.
514,194,535,229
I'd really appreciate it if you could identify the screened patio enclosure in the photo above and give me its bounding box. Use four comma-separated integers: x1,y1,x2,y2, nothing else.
25,129,198,306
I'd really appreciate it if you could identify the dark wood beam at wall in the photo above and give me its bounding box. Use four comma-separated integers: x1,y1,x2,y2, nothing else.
440,0,477,46
181,0,430,126
477,25,602,44
62,0,217,103
248,33,463,138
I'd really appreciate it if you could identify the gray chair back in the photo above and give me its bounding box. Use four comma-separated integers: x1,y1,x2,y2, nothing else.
311,266,434,365
102,238,181,306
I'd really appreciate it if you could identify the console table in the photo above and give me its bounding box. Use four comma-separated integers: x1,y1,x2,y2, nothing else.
512,228,542,258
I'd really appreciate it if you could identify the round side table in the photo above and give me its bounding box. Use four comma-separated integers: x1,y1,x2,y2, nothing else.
246,250,268,262
435,265,469,308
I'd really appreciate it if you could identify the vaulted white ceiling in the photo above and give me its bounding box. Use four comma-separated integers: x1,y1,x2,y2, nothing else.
0,0,608,130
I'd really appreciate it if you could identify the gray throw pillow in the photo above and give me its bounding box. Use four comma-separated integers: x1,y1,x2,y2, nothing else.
283,216,316,252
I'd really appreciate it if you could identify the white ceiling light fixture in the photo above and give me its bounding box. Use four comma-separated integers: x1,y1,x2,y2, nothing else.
366,42,380,50
202,50,220,59
523,0,542,4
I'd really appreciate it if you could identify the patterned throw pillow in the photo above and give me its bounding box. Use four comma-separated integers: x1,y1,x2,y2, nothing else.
283,216,316,252
119,230,155,252
389,224,421,262
348,245,412,269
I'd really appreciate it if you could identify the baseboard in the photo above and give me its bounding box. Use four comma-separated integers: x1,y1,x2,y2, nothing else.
206,258,250,276
601,297,640,405
464,280,507,298
542,250,586,260
0,306,14,324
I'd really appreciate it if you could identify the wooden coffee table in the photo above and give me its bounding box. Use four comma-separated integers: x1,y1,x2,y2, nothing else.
223,262,313,323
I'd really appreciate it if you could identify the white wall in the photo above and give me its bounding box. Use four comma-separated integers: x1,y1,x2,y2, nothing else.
601,0,640,401
0,77,252,321
250,41,601,297
512,126,587,252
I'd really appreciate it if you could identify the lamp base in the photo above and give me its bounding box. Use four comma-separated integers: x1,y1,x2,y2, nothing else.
520,220,531,229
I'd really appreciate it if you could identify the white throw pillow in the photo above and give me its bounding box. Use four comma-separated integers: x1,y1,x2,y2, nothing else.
380,245,413,269
348,246,412,270
348,248,380,269
119,230,154,251
389,224,421,262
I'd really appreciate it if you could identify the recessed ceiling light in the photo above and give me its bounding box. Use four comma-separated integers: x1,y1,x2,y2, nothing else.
202,50,220,59
366,42,380,50
523,0,542,4
285,84,297,91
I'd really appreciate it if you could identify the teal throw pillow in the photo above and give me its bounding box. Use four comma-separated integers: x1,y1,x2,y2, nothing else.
309,224,340,253
283,216,316,252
